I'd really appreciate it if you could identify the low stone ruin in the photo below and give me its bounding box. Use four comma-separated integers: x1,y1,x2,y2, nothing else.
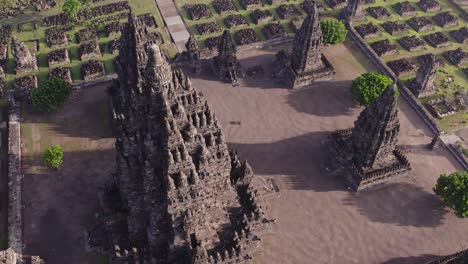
393,1,416,16
105,22,121,37
454,90,468,111
234,28,259,45
355,23,380,39
324,85,411,192
418,53,445,67
324,0,347,9
11,37,38,74
90,1,130,18
250,9,273,24
370,39,398,57
196,22,221,35
45,27,68,48
35,0,56,11
266,0,287,4
408,17,433,32
262,23,286,40
240,0,263,9
302,0,324,13
137,13,157,29
433,12,458,28
408,54,437,98
450,27,468,44
77,27,97,43
42,13,72,27
424,32,451,48
47,48,70,67
14,75,37,100
387,58,416,77
426,96,456,118
399,36,425,51
0,25,12,44
205,36,222,50
79,40,101,60
48,66,72,83
213,0,237,14
382,21,408,36
225,14,249,29
276,4,301,19
108,38,120,54
444,48,468,66
186,4,212,20
367,6,391,19
418,0,440,12
81,60,105,81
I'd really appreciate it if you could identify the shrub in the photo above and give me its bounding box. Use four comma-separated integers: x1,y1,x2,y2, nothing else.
42,145,64,168
434,170,468,218
351,72,394,105
31,77,72,112
63,0,82,21
320,18,347,45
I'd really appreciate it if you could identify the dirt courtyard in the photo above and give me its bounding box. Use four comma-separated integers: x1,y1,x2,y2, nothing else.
192,42,468,264
18,39,468,264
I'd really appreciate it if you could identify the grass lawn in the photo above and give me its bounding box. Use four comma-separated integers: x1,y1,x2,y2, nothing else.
0,0,176,88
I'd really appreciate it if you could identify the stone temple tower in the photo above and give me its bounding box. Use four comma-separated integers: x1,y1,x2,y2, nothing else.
211,29,242,86
274,1,334,89
324,84,411,192
90,12,269,264
408,54,437,98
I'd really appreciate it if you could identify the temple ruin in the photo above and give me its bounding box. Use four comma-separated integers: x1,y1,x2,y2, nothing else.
274,2,334,89
324,84,411,192
89,13,269,264
211,29,242,86
185,34,201,74
342,0,366,22
11,36,37,74
408,54,438,98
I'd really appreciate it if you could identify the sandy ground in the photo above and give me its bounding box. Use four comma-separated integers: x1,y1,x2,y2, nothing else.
21,85,115,263
191,43,468,264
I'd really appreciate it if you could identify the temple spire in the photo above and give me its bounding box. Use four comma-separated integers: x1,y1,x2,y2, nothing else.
408,55,437,98
211,30,242,85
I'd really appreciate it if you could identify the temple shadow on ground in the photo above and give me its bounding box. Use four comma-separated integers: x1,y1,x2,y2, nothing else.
342,182,447,227
287,80,357,116
228,131,348,192
381,254,441,264
22,149,114,264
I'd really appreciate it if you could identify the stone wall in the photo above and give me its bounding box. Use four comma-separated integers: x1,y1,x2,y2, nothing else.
6,91,22,258
346,22,468,171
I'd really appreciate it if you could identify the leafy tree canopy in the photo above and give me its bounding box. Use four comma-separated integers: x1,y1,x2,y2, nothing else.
63,0,82,21
31,77,72,112
320,18,347,45
434,170,468,218
42,145,64,168
351,72,394,105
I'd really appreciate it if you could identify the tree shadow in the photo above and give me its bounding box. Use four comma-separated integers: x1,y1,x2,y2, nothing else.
342,182,448,227
22,148,115,264
287,80,357,116
228,131,347,192
381,254,440,264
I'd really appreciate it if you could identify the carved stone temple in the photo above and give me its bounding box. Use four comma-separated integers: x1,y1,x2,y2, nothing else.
408,54,437,98
88,12,269,264
324,84,411,192
274,2,334,89
185,34,201,74
211,30,242,86
11,36,37,75
342,0,366,22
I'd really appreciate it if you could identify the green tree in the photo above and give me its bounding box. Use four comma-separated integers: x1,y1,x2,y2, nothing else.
62,0,82,21
320,18,347,45
351,72,394,105
434,170,468,218
31,77,72,112
42,145,64,168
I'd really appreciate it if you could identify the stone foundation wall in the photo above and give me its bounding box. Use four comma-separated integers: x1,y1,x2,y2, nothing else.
6,92,22,258
347,22,468,171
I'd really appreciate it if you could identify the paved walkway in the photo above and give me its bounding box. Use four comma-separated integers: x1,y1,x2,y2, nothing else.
155,0,190,52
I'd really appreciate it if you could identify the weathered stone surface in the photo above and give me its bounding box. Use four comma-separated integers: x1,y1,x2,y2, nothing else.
444,48,468,66
48,66,72,83
212,30,242,85
342,0,365,22
275,2,334,89
324,84,411,192
355,23,380,39
80,60,105,80
408,54,437,98
0,248,17,264
47,48,70,67
11,36,38,74
35,0,56,11
387,58,416,77
45,27,68,48
393,1,416,17
450,27,468,44
13,75,37,100
0,66,5,97
89,13,268,263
